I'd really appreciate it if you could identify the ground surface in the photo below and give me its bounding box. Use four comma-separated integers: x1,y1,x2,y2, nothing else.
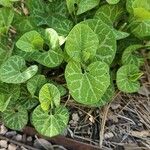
0,62,149,150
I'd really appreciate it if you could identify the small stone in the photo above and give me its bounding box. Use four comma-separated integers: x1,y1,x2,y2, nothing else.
8,144,17,150
5,131,17,138
27,136,32,142
15,134,22,141
104,132,114,139
72,113,79,122
0,148,6,150
0,125,8,135
0,140,7,148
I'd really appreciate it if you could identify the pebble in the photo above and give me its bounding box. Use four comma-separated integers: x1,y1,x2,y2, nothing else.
8,144,17,150
5,131,17,138
15,134,22,141
104,132,114,139
72,113,79,122
27,136,32,142
0,140,7,148
0,148,6,150
0,125,8,135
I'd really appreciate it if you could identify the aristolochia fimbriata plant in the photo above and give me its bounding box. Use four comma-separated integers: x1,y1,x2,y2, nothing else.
0,0,150,137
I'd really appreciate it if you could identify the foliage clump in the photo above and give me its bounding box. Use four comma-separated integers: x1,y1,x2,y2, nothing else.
0,0,149,137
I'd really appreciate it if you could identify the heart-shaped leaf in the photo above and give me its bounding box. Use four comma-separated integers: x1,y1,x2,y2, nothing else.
65,24,99,63
65,61,110,105
27,75,47,97
32,105,69,137
122,44,144,67
16,30,44,52
2,104,28,130
0,94,11,112
80,19,116,65
0,55,38,84
39,84,60,111
77,0,100,15
116,64,142,93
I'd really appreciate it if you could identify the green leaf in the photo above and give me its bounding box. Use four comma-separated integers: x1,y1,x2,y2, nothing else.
32,105,69,137
106,0,120,4
130,20,150,39
92,82,115,107
39,84,60,111
80,19,116,65
65,61,110,105
45,28,59,49
0,55,38,84
0,82,20,101
0,8,14,34
16,30,44,52
77,0,100,15
122,44,144,67
0,43,12,66
32,47,64,68
94,3,124,25
0,94,11,112
19,86,38,110
2,105,28,130
134,8,150,20
116,65,141,93
0,0,19,7
27,75,47,97
65,24,99,63
66,0,80,14
114,30,130,40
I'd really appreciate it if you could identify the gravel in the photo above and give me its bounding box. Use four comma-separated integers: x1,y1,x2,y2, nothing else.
0,125,8,135
8,143,17,150
0,140,7,148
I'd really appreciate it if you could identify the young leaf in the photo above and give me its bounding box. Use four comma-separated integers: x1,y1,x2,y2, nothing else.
16,30,44,52
0,55,38,84
32,105,69,137
106,0,120,5
2,105,28,131
45,28,59,49
114,30,130,40
65,24,99,63
39,84,60,111
77,0,100,15
80,19,116,65
27,75,47,97
0,94,11,112
122,44,144,67
65,61,110,105
116,65,141,93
